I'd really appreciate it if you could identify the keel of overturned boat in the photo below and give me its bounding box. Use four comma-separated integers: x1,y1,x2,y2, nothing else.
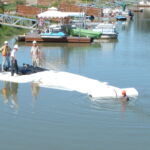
0,65,138,100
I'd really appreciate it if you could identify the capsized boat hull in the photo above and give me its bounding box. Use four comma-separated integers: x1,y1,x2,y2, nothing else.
37,71,138,99
0,67,138,99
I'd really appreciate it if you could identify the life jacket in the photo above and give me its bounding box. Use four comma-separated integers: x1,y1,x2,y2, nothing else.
1,45,11,56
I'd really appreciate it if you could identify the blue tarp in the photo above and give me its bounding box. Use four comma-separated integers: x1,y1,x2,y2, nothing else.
41,32,66,36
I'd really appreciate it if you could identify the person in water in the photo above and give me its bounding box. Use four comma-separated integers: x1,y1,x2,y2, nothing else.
0,41,11,71
31,41,41,67
121,90,129,101
119,90,129,112
10,44,19,76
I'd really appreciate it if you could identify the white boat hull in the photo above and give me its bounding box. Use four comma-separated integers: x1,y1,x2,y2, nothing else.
0,70,138,99
100,34,118,39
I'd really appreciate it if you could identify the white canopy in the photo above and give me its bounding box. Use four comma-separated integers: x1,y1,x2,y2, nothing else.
48,7,58,11
64,12,85,17
38,10,68,18
37,9,85,19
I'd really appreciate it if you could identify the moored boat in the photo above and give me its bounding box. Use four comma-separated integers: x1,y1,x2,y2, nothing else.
67,36,93,43
137,1,150,7
116,15,127,21
131,8,143,12
18,35,25,41
25,33,67,42
70,28,101,39
92,23,118,39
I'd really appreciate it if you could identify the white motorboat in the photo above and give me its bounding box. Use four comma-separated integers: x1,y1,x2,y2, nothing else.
92,23,118,39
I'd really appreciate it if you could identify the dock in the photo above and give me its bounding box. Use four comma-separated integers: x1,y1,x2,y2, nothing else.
18,33,93,43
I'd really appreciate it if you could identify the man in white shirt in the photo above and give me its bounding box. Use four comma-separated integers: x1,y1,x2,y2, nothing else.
11,44,19,76
31,41,41,67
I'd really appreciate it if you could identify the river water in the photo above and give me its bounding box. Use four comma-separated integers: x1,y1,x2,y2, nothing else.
0,9,150,150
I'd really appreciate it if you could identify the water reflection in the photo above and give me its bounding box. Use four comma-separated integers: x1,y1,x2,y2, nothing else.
134,8,150,33
118,97,129,112
92,40,118,51
31,82,40,100
19,39,118,73
0,81,18,110
116,19,133,32
91,97,129,113
31,43,94,70
0,81,41,110
31,41,118,71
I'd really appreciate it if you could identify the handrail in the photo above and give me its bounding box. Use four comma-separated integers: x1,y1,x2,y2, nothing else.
0,13,38,29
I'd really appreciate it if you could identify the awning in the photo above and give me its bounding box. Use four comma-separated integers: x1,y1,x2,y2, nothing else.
37,9,85,19
38,10,69,18
64,12,85,17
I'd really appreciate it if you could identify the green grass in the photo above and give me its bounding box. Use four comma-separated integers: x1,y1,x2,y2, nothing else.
0,25,28,43
4,3,17,11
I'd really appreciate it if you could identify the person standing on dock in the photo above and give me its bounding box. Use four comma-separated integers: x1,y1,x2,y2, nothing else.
31,41,41,67
10,44,19,76
0,41,11,71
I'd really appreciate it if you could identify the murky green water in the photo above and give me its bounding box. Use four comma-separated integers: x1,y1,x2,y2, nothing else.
0,9,150,150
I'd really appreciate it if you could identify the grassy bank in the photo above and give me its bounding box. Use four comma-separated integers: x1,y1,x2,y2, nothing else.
0,25,28,44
